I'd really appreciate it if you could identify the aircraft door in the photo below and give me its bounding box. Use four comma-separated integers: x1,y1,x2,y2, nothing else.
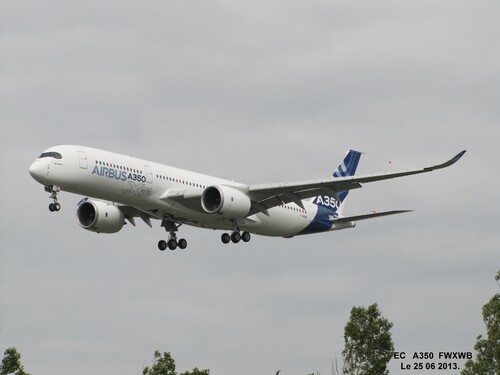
144,165,153,183
78,151,88,169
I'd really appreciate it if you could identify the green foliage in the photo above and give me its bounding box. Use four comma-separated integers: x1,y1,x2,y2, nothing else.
143,351,176,375
0,348,30,375
179,368,210,375
142,350,209,375
461,270,500,375
342,303,394,375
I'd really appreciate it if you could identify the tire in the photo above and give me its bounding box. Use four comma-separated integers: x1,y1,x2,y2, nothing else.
221,233,231,244
241,231,251,242
168,239,178,250
231,232,241,243
158,240,167,251
178,239,187,249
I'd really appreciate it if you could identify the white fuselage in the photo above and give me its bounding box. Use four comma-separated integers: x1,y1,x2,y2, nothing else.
29,145,341,238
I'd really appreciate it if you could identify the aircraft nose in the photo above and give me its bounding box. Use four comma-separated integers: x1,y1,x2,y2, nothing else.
29,160,47,183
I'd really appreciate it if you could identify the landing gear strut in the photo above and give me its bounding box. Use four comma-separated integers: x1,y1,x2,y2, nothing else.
46,185,61,212
158,220,188,251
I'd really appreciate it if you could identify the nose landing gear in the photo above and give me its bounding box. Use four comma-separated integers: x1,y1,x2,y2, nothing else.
45,185,61,212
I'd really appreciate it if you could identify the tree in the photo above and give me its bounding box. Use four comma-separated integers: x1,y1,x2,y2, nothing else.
342,303,394,375
143,351,176,375
0,347,30,375
142,350,209,375
179,368,210,375
461,270,500,375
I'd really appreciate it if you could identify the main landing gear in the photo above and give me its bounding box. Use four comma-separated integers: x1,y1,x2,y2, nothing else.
221,231,251,244
221,221,251,245
45,185,61,212
158,236,187,251
158,220,187,251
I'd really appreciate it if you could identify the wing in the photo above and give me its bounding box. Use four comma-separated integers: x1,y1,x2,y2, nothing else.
247,150,466,215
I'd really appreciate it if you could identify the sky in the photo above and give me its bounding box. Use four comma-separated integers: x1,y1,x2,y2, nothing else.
1,1,499,374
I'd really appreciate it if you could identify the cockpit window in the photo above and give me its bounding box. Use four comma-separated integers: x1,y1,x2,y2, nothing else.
39,152,62,159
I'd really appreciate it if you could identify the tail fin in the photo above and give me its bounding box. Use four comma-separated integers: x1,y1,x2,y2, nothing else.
333,149,362,178
313,150,362,216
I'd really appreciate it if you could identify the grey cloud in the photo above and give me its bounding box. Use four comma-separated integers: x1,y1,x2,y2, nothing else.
1,1,499,375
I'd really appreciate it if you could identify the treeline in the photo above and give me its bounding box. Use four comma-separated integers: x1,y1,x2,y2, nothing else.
2,270,498,375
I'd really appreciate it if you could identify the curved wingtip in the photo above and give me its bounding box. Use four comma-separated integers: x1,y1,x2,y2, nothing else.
429,150,467,171
449,149,467,166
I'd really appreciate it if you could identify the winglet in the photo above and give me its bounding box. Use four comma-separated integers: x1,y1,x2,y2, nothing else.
425,150,466,171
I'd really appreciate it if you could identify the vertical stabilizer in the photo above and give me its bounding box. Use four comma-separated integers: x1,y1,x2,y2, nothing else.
313,150,362,217
300,150,362,235
333,150,362,178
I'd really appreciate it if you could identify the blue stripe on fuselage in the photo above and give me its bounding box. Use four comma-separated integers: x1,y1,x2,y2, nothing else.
298,205,336,235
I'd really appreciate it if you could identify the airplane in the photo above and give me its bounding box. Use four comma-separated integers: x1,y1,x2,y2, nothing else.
28,145,466,250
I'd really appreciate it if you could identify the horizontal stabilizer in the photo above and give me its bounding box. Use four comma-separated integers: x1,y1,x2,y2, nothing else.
333,210,413,223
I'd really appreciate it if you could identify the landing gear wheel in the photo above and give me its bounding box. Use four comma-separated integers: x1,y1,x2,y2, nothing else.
167,239,178,250
231,232,241,243
221,233,231,244
48,203,60,212
178,239,187,249
241,231,251,243
158,240,167,251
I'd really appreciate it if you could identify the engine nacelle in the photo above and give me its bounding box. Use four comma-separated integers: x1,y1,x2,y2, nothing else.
201,185,251,218
76,199,125,234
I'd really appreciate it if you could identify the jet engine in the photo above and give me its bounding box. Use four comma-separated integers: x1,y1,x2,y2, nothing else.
76,199,125,233
201,185,251,218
